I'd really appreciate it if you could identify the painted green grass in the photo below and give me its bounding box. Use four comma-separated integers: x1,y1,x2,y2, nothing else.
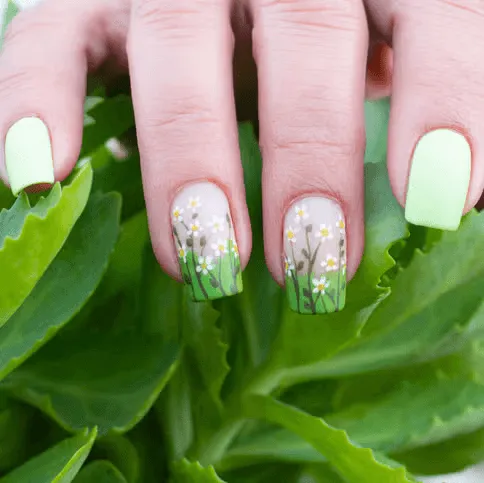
286,269,346,315
180,241,242,302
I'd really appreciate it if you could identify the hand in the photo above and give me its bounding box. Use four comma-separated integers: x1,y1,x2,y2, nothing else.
0,0,479,315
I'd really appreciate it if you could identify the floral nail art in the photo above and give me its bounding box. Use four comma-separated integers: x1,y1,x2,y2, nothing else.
284,197,346,315
172,182,243,301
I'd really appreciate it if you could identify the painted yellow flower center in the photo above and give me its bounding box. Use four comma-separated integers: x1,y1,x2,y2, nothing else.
174,209,180,218
285,261,289,271
233,245,239,254
179,248,185,257
190,201,198,207
297,209,304,217
287,231,295,240
191,224,199,232
317,283,326,291
320,228,329,237
338,220,345,229
201,262,208,270
327,259,336,268
218,244,225,251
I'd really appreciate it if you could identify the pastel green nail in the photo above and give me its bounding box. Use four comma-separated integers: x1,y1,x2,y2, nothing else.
172,182,243,302
284,197,346,315
405,129,471,231
5,117,55,196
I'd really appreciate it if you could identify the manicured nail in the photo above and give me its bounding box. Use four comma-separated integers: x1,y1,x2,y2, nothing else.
284,197,346,315
405,129,471,231
5,117,55,196
171,182,243,301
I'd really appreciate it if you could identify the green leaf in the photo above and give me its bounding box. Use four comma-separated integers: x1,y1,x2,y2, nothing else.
0,398,34,471
394,426,484,476
0,427,97,483
0,0,19,50
73,461,128,483
92,435,140,483
144,251,228,457
2,333,179,435
81,96,135,158
220,463,301,483
171,459,227,482
364,99,390,165
327,375,484,453
0,190,120,380
298,464,346,483
218,426,325,471
91,153,144,220
0,164,93,327
96,210,149,303
347,161,408,308
128,413,167,483
242,396,419,483
315,210,484,378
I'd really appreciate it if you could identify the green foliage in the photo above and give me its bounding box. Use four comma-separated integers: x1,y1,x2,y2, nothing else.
1,11,483,476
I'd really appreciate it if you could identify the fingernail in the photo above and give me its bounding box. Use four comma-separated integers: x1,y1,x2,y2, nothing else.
171,182,243,301
5,117,55,196
284,197,346,315
405,129,471,231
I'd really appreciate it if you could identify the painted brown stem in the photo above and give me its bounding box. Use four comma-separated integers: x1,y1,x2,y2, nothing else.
227,213,237,289
305,228,316,314
191,243,208,300
290,244,301,313
336,234,344,311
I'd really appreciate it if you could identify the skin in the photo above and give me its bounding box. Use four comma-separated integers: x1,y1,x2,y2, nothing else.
0,0,481,287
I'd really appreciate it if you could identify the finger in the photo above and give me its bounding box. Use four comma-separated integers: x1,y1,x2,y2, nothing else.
128,0,251,301
0,0,129,195
383,0,484,230
252,0,368,314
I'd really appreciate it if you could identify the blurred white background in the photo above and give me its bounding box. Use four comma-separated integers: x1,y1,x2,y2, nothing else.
0,0,483,482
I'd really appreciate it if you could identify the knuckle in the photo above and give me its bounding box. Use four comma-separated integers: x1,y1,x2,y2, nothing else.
257,0,363,29
2,8,74,50
132,0,226,28
267,107,365,161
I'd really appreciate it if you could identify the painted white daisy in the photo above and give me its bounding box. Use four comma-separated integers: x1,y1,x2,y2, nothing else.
312,276,330,294
315,224,333,241
294,204,309,223
208,215,225,233
178,244,187,263
196,256,214,275
212,239,228,257
336,216,346,233
231,240,239,258
321,254,339,272
286,226,298,244
284,257,295,276
187,196,201,211
187,221,203,237
172,206,184,223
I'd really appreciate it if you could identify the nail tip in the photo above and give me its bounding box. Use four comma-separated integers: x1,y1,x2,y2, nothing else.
404,211,461,232
6,117,54,197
